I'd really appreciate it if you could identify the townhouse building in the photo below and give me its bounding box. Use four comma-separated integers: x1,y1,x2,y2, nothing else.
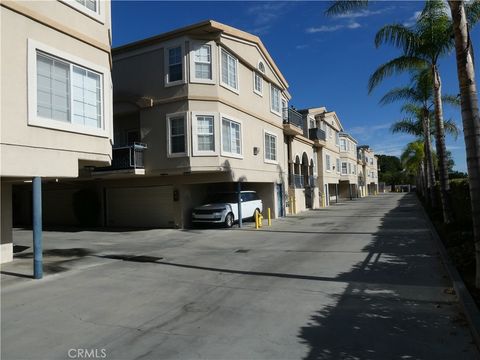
357,145,379,196
71,20,291,229
338,132,359,199
1,0,113,264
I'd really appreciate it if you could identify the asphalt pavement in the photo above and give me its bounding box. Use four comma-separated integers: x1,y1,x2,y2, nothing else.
1,192,478,359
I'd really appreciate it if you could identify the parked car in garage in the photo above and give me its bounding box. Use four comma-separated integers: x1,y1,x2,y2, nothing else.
192,191,263,227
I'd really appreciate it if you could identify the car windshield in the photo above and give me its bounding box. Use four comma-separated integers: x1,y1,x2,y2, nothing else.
206,193,239,203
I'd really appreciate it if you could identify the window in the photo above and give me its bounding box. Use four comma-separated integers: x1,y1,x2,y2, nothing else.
196,115,214,152
326,154,331,171
221,49,238,91
167,114,186,156
36,51,102,129
340,138,347,151
167,46,183,84
264,132,277,162
258,61,266,73
271,85,281,114
222,117,241,156
282,99,288,120
194,44,212,80
348,163,352,174
341,162,348,175
74,0,98,12
254,72,263,95
336,158,340,173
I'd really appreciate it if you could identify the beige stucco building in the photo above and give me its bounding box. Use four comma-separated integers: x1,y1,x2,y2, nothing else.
357,145,379,196
338,132,359,199
0,0,113,263
51,20,291,229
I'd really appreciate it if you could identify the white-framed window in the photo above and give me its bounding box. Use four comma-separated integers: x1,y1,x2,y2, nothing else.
165,44,185,86
341,162,348,175
254,72,263,95
270,85,281,115
353,165,357,175
348,163,352,174
336,158,340,173
60,0,105,22
28,39,110,137
221,116,242,158
220,49,238,92
192,111,218,156
190,42,214,83
166,112,187,157
340,138,347,151
326,154,331,172
264,131,277,163
281,99,288,121
258,61,266,73
309,117,315,129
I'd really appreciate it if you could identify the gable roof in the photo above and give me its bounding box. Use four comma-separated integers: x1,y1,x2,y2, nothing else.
113,20,288,88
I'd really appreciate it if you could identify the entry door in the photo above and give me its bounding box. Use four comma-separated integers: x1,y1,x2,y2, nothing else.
276,184,284,217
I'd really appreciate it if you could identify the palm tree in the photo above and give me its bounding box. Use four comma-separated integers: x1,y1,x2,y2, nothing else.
327,0,480,289
368,0,454,224
448,0,480,288
401,140,426,189
380,69,460,208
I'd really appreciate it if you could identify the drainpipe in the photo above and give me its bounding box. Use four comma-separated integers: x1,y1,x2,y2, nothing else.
237,182,242,228
32,177,43,279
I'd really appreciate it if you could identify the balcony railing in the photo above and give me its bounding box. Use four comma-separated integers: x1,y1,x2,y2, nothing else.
283,108,304,130
289,174,304,188
308,176,317,187
309,128,326,141
95,143,147,172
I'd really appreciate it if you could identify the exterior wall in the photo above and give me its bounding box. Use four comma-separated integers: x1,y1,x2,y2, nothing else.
1,2,113,178
339,134,358,186
1,182,13,264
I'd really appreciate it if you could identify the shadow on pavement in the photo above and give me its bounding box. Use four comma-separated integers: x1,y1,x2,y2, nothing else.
297,193,473,359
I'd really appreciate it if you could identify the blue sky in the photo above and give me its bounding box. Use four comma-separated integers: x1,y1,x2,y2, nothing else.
112,1,480,172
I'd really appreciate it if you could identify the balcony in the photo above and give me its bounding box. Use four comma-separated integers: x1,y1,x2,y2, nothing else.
308,176,318,187
94,143,147,175
308,128,326,147
283,108,304,136
290,174,305,188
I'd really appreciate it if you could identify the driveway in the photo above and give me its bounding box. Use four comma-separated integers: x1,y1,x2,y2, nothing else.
1,193,478,359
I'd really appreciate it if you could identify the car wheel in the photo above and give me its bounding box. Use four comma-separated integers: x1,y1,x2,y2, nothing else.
224,213,234,228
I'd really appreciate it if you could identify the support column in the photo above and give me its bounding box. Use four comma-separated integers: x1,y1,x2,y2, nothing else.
349,183,353,200
335,184,338,203
33,177,43,279
237,182,242,228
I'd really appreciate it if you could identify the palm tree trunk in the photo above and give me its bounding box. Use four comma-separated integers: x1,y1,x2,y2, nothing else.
432,65,453,224
422,111,436,208
449,0,480,288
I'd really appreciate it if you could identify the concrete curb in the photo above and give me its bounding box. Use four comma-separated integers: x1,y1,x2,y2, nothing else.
416,195,480,350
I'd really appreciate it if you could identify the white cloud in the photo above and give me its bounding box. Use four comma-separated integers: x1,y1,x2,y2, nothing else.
295,44,309,50
334,9,386,19
246,2,290,35
306,24,344,33
347,22,361,29
403,10,422,27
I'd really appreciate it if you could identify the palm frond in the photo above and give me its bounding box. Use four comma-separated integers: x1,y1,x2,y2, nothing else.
443,118,460,139
368,56,427,93
466,0,480,26
325,0,368,16
374,24,417,53
390,118,423,137
442,94,461,107
379,87,417,105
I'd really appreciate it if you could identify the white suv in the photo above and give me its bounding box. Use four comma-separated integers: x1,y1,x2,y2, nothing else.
192,191,263,227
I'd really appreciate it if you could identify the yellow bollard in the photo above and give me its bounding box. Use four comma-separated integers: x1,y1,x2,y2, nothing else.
255,210,259,229
321,192,326,208
292,196,296,214
267,208,271,226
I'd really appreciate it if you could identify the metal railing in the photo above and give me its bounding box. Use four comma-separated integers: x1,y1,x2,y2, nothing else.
96,142,147,171
308,176,317,187
283,108,304,130
289,174,304,188
308,128,326,141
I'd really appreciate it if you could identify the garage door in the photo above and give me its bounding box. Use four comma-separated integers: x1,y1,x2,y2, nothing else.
107,186,174,228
